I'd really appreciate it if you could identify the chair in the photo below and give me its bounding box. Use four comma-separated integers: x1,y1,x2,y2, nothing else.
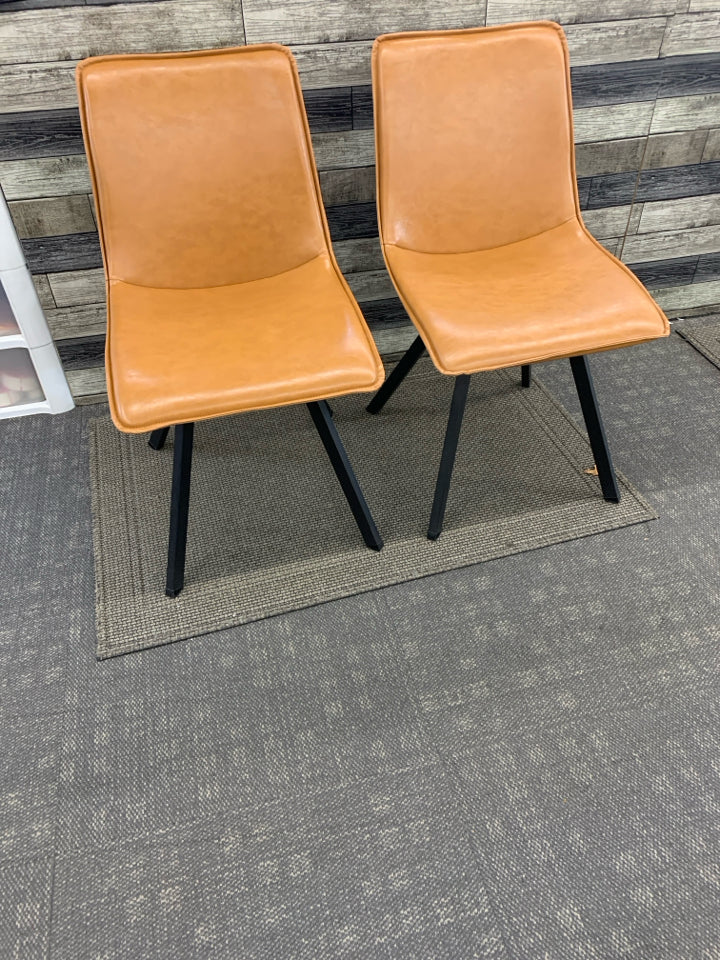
368,22,669,539
77,46,385,597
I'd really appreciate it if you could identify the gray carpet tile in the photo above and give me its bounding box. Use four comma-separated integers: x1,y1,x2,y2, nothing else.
675,314,720,371
56,599,433,852
0,712,61,864
51,766,508,960
2,330,720,957
0,855,53,959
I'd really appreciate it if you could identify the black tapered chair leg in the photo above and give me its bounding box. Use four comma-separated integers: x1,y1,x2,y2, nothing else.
165,422,195,598
367,335,426,414
569,355,620,503
428,374,471,541
307,400,383,551
148,426,170,450
521,364,531,388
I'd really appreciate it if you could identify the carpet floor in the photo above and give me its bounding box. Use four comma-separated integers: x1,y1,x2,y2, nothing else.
676,313,720,369
1,330,720,958
90,363,652,657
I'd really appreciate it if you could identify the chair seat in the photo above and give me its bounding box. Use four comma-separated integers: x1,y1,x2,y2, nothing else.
384,218,669,375
106,254,384,431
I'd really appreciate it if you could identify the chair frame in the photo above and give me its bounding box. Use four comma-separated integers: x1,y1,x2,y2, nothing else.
150,403,383,599
367,336,620,541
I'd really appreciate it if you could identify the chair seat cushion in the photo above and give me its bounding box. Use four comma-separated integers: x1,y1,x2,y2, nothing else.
106,254,384,431
384,218,669,375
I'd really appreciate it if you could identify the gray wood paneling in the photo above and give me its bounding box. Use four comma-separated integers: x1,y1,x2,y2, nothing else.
650,93,720,133
652,278,720,312
661,12,720,56
242,0,487,45
643,129,709,168
334,237,385,275
638,193,720,232
9,195,94,238
0,62,77,115
311,130,374,170
32,274,55,310
47,268,104,307
319,167,375,206
291,42,373,90
486,0,675,24
0,2,245,64
574,137,645,176
45,302,106,340
22,232,102,273
0,155,90,200
574,101,654,142
704,129,720,160
623,223,720,260
563,19,668,65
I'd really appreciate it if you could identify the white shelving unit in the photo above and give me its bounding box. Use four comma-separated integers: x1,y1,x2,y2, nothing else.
0,188,74,420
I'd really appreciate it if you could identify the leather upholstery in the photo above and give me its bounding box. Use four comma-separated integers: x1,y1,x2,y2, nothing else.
373,23,669,375
77,46,383,432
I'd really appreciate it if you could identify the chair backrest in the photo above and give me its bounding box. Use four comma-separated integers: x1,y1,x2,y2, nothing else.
373,23,579,255
77,46,330,289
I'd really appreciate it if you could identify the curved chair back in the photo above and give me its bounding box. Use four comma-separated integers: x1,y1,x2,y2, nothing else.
373,23,579,254
77,46,330,289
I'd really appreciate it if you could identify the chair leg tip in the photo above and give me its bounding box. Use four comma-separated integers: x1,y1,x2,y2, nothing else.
427,530,441,542
165,586,182,598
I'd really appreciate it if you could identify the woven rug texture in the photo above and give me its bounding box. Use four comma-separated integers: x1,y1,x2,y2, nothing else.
89,363,654,658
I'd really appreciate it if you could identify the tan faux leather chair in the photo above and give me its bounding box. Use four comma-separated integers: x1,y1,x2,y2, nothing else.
77,46,385,597
367,22,669,539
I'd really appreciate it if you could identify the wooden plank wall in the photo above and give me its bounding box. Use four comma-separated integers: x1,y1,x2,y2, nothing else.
1,0,719,401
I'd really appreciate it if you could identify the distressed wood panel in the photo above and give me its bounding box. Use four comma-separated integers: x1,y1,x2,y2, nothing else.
636,160,720,201
345,270,395,303
696,250,720,281
651,279,720,312
334,237,385,275
623,223,720,261
643,129,709,168
242,0,487,45
486,0,675,24
574,101,654,142
0,62,77,115
661,13,720,56
704,129,720,161
575,137,645,176
45,302,106,341
0,155,90,200
638,193,720,232
628,255,699,286
0,1,245,65
319,167,375,206
0,108,82,161
65,365,106,403
32,274,54,310
47,267,104,307
563,19,667,65
56,334,105,370
326,202,377,242
650,93,720,134
23,232,101,273
659,53,720,98
9,195,94,238
311,130,374,170
291,42,372,90
583,204,635,238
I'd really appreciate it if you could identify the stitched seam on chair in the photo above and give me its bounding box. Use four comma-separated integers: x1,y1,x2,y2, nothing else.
384,217,578,257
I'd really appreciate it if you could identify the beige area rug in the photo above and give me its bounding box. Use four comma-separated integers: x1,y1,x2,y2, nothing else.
675,317,720,369
89,363,655,658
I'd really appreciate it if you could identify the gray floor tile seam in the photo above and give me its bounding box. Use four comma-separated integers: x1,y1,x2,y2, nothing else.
51,756,446,859
376,599,517,960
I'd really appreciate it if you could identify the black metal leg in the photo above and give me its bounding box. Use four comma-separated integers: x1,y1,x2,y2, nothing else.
165,422,194,598
307,400,383,551
569,355,620,504
367,335,426,414
148,426,170,450
427,374,471,541
521,364,531,388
